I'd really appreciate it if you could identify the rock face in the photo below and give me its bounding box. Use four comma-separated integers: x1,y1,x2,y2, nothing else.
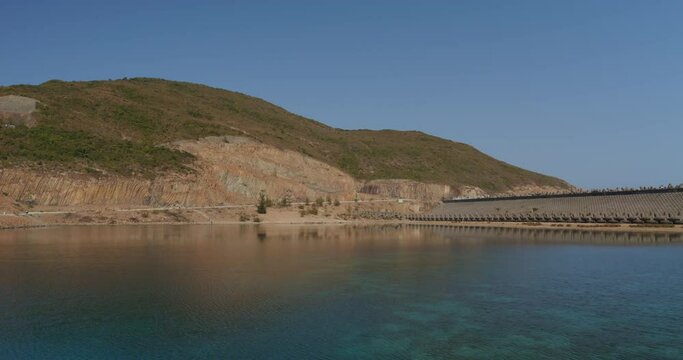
0,136,358,207
0,193,21,213
0,135,571,208
0,95,38,127
501,184,573,197
454,186,489,199
171,136,358,202
358,180,452,202
0,169,205,206
356,180,569,202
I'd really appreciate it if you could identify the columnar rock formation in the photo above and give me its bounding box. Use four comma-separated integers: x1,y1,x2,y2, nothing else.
0,136,358,207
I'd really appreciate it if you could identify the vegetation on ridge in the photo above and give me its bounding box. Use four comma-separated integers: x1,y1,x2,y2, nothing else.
0,126,192,176
0,78,569,191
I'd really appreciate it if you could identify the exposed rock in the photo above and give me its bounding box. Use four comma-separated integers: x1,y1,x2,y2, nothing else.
172,136,357,202
0,95,38,127
0,193,21,213
449,184,571,199
455,186,488,199
502,184,573,196
0,136,358,207
358,179,451,202
0,135,572,208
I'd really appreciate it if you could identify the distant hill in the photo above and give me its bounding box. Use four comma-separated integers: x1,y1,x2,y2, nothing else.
0,78,570,192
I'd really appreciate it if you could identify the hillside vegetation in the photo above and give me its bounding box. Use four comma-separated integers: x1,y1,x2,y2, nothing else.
0,78,569,191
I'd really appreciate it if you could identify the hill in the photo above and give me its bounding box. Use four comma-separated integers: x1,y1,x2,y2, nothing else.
0,78,569,193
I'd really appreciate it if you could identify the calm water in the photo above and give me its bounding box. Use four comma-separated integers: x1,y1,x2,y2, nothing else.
1,225,682,359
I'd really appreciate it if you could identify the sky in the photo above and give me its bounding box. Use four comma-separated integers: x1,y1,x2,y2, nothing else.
1,0,681,189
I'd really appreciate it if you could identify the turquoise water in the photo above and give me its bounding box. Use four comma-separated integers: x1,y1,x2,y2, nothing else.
1,225,682,359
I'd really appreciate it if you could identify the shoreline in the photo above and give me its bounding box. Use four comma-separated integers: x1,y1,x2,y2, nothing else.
2,217,683,233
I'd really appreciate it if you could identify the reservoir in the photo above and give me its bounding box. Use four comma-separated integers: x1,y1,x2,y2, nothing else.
1,225,682,359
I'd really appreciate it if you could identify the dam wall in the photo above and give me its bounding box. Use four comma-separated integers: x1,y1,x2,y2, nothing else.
428,188,683,223
368,188,683,224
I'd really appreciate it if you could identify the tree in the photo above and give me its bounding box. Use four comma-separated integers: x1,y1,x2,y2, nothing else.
257,190,268,214
278,197,290,207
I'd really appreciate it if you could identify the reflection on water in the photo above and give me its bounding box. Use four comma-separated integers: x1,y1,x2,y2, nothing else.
416,224,683,245
0,225,682,359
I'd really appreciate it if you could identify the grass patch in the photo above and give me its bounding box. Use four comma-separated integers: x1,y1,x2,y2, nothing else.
0,126,193,176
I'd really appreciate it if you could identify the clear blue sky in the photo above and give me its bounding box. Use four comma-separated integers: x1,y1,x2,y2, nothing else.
1,0,681,189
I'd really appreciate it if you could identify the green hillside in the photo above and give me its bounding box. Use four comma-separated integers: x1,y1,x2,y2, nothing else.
0,78,569,191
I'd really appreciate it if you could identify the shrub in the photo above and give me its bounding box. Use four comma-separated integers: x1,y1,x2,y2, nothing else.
256,190,268,214
277,197,290,207
0,126,194,176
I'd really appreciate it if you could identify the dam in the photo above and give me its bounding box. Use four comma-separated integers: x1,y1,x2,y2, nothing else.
371,187,683,224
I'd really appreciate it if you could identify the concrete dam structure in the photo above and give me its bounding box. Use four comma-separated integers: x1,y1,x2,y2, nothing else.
373,187,683,224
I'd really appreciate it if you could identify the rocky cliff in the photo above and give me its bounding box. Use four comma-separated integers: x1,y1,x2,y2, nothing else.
0,132,569,208
0,136,358,207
